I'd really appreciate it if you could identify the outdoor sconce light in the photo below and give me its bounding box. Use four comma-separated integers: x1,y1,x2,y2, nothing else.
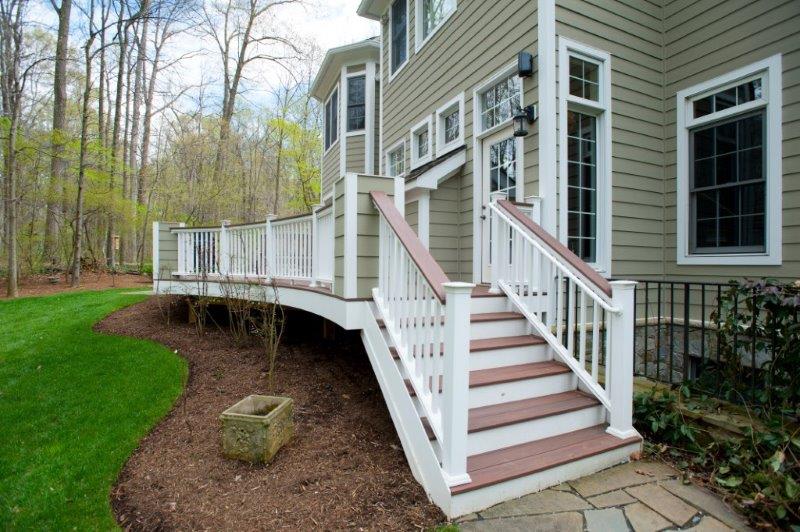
513,104,538,137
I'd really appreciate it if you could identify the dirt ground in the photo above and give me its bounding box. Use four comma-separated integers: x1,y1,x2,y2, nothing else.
96,297,444,531
0,272,150,299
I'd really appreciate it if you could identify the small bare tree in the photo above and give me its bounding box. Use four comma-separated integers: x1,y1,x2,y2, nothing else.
253,279,284,393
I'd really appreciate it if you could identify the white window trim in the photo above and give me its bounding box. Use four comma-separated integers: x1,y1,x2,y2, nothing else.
323,85,340,155
344,70,367,136
388,0,410,82
473,63,523,139
385,138,407,177
676,54,782,266
557,37,612,276
435,92,465,156
414,0,456,53
410,115,434,169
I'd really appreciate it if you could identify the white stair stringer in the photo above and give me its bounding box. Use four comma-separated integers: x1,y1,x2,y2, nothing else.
358,305,451,510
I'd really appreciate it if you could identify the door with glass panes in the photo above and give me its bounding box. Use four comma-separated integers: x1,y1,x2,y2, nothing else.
481,128,519,282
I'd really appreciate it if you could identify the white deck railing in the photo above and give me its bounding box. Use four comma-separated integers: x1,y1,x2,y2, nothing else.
488,198,637,439
172,206,333,286
371,191,473,488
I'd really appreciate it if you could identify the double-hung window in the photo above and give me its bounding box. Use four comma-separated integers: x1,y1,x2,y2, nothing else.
324,87,339,151
416,0,455,50
558,39,611,273
676,55,782,265
347,75,366,132
390,0,407,75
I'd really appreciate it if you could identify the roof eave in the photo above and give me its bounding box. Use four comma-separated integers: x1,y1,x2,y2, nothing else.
310,40,380,101
357,0,390,21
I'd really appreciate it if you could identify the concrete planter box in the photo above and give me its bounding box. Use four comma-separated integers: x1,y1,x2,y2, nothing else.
220,395,293,464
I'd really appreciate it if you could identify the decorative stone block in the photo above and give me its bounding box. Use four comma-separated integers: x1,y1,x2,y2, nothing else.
220,395,293,464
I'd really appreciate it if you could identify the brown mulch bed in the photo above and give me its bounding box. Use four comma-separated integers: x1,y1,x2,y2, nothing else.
1,271,149,299
96,297,444,530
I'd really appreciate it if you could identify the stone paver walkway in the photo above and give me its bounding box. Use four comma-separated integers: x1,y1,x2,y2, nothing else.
457,461,752,531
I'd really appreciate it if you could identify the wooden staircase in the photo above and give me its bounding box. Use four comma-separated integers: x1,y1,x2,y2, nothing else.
375,287,641,515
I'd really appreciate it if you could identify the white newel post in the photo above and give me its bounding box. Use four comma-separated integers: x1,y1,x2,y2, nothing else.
606,280,638,439
310,206,320,287
489,202,501,294
441,282,474,487
265,215,277,280
219,220,231,276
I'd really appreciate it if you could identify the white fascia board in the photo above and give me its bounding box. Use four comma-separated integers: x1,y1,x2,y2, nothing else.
405,149,467,191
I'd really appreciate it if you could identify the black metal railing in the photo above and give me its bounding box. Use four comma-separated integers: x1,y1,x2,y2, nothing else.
627,279,798,406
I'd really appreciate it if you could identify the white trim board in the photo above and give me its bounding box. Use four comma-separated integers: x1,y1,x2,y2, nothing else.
675,54,782,266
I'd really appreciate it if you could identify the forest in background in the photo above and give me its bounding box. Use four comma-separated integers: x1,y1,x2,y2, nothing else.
0,0,328,297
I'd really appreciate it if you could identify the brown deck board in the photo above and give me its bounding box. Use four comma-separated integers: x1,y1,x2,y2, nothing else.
451,425,641,494
420,391,600,439
389,335,546,359
405,361,569,396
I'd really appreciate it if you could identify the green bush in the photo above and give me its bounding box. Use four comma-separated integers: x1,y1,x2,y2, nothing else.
634,388,800,527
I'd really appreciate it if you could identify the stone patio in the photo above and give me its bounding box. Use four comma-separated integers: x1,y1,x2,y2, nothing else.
457,461,753,531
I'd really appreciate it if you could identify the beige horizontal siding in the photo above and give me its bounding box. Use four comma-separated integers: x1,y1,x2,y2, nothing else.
346,135,366,173
322,142,340,199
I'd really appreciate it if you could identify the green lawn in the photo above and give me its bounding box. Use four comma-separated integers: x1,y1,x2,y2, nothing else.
0,289,187,530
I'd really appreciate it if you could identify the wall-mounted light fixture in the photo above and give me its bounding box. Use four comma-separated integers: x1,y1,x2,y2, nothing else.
517,52,534,77
513,104,538,137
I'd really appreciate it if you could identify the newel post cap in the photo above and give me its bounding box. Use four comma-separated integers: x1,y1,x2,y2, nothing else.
443,282,475,294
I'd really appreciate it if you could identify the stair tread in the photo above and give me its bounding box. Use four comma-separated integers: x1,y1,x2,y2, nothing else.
389,334,546,358
451,425,641,494
404,361,570,396
421,390,600,439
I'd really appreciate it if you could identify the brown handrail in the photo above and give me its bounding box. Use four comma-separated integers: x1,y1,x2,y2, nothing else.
497,199,613,297
371,191,450,302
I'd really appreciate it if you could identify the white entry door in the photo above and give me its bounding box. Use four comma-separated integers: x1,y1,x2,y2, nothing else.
480,128,519,282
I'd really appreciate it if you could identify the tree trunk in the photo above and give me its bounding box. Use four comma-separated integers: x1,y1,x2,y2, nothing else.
42,0,72,269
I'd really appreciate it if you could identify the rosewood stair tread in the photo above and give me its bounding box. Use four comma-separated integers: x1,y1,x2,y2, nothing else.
389,334,546,358
421,390,600,439
451,424,641,494
404,361,570,396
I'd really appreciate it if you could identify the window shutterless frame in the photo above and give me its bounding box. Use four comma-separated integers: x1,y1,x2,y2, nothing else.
323,85,339,153
415,0,456,53
346,74,366,132
385,138,406,177
436,92,465,156
676,54,782,266
389,0,408,79
410,115,433,169
557,37,612,275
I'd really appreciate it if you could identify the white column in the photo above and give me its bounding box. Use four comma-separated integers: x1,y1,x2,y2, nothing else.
393,176,405,216
489,198,502,294
606,280,639,439
441,281,474,487
418,191,430,249
265,215,277,280
310,206,321,286
219,221,230,276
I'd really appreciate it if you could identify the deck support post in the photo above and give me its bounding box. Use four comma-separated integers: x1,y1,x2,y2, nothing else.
265,215,277,280
606,280,638,439
441,282,474,487
310,205,321,287
219,220,230,276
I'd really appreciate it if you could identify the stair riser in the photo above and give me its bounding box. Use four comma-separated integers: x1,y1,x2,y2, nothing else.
466,405,606,455
468,373,575,408
470,319,529,340
469,296,509,314
470,344,548,371
448,441,642,518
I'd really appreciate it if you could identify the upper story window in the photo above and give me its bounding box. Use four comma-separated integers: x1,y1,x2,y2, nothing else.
415,0,455,51
347,75,366,132
676,55,782,266
386,140,405,177
390,0,407,75
436,93,464,154
410,116,433,168
479,73,521,132
324,86,339,151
